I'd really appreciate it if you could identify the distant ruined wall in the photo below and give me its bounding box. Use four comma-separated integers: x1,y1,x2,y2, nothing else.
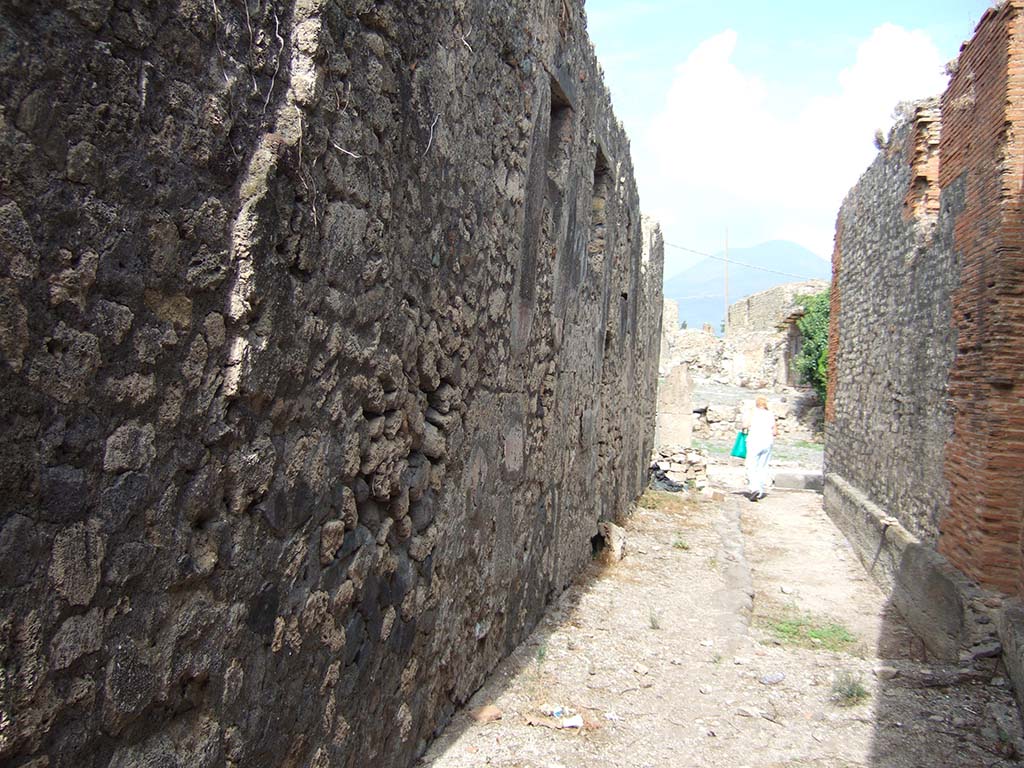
725,280,829,337
826,1,1024,660
720,280,827,390
0,2,662,767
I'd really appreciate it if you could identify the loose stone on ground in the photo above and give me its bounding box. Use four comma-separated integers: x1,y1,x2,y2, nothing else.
422,470,1021,767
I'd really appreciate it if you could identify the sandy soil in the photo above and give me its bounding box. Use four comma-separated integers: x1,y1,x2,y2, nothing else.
420,466,1023,768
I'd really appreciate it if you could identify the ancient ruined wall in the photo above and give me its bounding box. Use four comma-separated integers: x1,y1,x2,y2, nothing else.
724,280,829,389
825,101,955,547
937,0,1024,598
659,298,687,374
725,280,829,336
824,221,841,423
655,363,692,450
826,3,1024,661
0,2,662,766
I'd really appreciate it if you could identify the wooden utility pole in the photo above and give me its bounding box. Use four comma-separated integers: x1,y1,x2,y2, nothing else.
723,227,729,334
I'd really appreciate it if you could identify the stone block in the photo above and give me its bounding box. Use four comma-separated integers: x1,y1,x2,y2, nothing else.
597,521,627,564
892,543,968,661
655,362,693,449
773,470,823,492
48,520,105,606
999,600,1024,713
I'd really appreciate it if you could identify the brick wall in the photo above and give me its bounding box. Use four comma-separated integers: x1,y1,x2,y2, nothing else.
939,0,1024,597
827,1,1024,600
903,103,942,223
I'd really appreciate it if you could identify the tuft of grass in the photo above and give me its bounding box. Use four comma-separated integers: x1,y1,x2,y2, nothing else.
759,609,857,653
535,641,547,666
831,671,869,707
792,439,823,450
672,535,690,551
639,488,694,515
648,607,662,630
692,439,730,456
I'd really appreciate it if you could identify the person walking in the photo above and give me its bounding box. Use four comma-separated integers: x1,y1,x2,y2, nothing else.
744,396,777,501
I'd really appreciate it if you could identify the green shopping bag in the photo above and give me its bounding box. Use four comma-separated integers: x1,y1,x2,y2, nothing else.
730,430,747,459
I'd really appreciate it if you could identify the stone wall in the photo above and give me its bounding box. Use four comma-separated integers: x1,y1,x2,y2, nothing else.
825,101,954,547
655,363,693,450
694,392,821,443
826,1,1024,660
725,280,829,336
724,280,828,388
659,298,689,375
825,100,971,658
0,2,662,767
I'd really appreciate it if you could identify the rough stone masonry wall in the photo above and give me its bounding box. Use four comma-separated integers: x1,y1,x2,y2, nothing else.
825,98,982,658
0,2,663,767
725,279,828,337
825,101,955,548
826,1,1024,662
937,0,1024,599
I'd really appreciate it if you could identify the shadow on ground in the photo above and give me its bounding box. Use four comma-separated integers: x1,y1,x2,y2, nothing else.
868,598,1022,767
417,558,612,764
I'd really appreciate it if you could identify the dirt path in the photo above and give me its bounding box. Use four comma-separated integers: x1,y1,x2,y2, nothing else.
420,475,1023,767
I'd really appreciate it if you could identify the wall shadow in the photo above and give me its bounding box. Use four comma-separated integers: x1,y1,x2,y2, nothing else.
416,557,614,765
867,597,1021,767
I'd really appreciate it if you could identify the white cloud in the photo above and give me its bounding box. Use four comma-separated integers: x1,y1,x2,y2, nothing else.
638,24,947,273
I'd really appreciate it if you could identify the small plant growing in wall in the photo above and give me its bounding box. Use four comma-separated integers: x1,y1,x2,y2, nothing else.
793,289,830,401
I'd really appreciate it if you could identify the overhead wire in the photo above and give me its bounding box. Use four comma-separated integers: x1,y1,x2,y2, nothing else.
663,241,821,281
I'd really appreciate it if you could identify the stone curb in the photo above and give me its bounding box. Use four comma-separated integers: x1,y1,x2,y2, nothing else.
713,496,754,638
999,600,1024,714
773,470,823,492
824,472,1003,663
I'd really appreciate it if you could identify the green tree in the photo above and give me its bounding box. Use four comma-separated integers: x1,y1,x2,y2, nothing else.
793,290,830,400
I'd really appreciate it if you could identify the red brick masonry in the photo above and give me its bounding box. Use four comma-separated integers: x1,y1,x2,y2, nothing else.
939,1,1024,597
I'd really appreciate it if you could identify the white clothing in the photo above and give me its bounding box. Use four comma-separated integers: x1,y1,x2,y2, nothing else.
747,408,776,453
747,444,772,495
746,407,775,495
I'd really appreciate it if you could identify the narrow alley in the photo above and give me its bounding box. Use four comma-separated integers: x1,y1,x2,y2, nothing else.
422,459,1022,768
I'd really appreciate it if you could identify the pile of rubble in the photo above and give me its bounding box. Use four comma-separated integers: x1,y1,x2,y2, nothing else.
650,445,709,491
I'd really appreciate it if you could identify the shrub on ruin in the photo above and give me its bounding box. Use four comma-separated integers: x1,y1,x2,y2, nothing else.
794,289,830,401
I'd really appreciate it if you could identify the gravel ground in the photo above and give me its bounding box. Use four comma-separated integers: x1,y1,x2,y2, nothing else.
420,475,1023,767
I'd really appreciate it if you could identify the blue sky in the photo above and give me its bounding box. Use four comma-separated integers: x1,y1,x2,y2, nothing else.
585,0,993,278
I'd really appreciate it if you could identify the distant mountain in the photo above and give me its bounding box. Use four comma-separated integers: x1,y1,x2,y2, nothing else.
664,240,830,332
